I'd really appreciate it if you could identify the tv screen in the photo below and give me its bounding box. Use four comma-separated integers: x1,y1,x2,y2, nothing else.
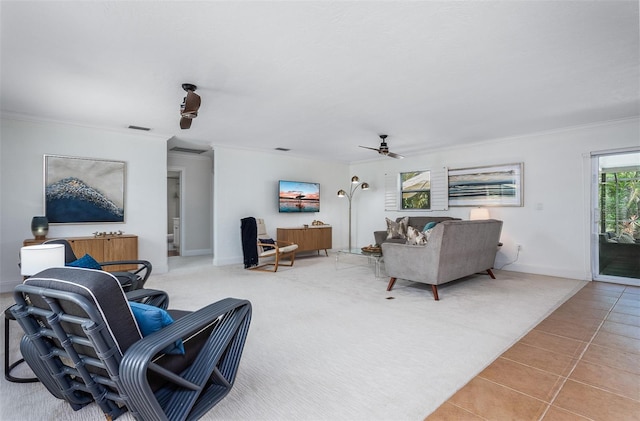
279,180,320,213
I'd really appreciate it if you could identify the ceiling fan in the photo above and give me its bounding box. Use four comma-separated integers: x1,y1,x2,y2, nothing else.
359,134,404,159
180,83,201,129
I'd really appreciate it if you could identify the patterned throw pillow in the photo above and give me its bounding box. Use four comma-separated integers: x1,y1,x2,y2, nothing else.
386,217,409,240
406,226,428,245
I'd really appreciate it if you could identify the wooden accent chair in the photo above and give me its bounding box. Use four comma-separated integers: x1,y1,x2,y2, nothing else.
252,218,298,272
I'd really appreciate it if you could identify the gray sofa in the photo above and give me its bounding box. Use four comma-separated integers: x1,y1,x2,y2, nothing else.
382,219,503,300
374,216,460,245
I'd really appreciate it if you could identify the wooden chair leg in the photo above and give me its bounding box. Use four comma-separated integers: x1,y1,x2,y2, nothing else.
431,285,439,301
486,269,496,279
386,277,397,291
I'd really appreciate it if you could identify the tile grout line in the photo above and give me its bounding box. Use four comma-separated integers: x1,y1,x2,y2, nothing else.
536,289,623,420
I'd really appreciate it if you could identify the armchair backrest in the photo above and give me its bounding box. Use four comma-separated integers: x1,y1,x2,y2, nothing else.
256,218,272,253
256,218,269,238
43,239,78,264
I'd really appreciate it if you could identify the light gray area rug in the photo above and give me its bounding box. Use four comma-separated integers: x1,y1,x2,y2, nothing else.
0,254,586,420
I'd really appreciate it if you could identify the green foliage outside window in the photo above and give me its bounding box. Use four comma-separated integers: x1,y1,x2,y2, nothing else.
401,171,430,210
600,170,640,238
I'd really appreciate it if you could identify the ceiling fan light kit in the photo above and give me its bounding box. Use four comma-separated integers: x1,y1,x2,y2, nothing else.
179,83,201,130
359,134,404,159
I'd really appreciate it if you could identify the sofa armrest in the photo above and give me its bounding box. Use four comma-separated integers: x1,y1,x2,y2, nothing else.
381,242,439,283
374,231,387,246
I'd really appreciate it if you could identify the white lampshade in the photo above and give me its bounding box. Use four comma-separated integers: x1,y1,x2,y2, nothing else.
469,208,490,220
20,244,65,276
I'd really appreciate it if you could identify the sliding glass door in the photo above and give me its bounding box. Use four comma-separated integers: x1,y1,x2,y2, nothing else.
592,149,640,285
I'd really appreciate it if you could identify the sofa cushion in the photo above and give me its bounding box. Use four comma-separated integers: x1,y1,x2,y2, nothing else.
386,217,409,240
618,233,635,243
129,302,185,355
406,226,427,245
422,221,438,232
68,253,102,270
259,237,276,251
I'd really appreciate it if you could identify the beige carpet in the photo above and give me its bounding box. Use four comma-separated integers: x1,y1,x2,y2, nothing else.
0,254,586,420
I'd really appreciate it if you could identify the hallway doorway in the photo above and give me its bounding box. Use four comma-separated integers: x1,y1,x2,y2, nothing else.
167,170,182,257
592,149,640,285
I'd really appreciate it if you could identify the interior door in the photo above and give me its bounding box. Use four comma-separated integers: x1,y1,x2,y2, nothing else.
592,149,640,285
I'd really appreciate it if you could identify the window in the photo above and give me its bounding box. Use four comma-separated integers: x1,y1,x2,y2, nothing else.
400,171,430,210
599,165,640,237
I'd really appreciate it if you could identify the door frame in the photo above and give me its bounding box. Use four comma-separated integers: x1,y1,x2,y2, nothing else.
167,166,186,255
590,147,640,286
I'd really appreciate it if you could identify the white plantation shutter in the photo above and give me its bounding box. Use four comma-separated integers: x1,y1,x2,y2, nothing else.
384,173,399,211
430,167,449,211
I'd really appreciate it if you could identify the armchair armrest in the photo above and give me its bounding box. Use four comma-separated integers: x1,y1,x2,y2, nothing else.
119,298,252,421
125,288,169,309
99,260,152,280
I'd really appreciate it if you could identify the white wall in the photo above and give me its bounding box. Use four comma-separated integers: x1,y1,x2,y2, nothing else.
351,118,640,280
167,152,213,256
0,117,169,292
212,147,349,265
3,116,637,289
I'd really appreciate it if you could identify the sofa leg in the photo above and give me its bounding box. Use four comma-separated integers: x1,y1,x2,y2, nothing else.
431,285,439,301
386,277,397,291
487,269,496,279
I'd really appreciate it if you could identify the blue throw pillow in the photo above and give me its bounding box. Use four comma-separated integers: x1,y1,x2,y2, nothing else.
129,302,185,355
422,222,438,232
260,238,276,251
67,254,102,270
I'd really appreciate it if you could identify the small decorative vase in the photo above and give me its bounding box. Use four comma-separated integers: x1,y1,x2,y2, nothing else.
31,216,49,240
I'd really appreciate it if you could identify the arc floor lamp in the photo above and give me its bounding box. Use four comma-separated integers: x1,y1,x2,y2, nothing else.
337,176,369,251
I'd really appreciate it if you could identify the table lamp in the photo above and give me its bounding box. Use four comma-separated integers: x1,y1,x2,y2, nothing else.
20,244,65,277
469,208,490,220
31,216,49,240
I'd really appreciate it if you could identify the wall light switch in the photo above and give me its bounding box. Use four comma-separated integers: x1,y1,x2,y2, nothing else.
535,203,544,210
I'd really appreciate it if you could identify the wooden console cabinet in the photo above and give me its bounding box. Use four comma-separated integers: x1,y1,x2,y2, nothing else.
277,226,332,256
23,235,138,272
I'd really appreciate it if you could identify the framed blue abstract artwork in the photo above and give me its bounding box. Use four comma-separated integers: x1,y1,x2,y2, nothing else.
44,155,126,223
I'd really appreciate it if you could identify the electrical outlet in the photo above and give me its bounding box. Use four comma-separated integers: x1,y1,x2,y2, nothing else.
516,244,522,252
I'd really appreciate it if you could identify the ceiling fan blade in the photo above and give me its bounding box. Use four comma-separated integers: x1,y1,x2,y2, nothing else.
180,117,192,129
183,90,201,114
359,146,381,152
387,151,404,159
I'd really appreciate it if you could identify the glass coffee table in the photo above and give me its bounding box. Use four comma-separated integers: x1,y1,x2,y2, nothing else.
335,248,384,277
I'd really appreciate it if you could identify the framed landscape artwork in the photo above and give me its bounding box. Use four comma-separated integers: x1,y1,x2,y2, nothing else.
44,155,126,223
448,163,523,207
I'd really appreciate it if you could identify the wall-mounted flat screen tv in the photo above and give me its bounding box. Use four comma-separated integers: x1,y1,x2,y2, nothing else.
279,180,320,213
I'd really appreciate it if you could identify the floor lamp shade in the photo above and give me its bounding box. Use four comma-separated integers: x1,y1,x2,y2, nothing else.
20,244,65,276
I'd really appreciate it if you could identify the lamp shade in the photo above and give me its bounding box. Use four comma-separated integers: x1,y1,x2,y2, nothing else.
31,216,49,239
469,208,490,220
20,244,65,276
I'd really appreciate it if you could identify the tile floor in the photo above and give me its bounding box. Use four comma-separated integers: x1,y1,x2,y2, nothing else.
426,281,640,421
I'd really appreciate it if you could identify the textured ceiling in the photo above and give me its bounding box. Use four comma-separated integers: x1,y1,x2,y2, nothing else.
1,1,638,163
